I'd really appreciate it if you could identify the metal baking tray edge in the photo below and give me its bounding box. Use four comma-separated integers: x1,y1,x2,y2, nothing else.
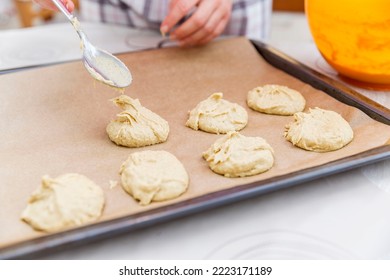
1,39,389,259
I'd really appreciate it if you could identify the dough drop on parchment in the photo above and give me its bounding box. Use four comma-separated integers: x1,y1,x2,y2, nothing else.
120,150,189,205
202,131,275,178
21,173,105,232
284,107,354,152
247,84,306,115
186,92,248,134
106,95,169,147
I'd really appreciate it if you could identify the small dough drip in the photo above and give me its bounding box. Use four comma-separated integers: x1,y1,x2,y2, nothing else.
21,173,105,233
186,92,248,134
247,84,306,115
120,150,189,205
202,131,274,178
107,95,169,147
284,107,354,152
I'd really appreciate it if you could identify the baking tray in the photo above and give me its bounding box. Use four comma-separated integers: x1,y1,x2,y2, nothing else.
1,38,389,259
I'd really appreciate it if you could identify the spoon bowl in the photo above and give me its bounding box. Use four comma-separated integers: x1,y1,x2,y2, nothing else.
51,0,132,88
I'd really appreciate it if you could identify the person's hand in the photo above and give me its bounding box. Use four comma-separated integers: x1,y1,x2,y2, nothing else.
32,0,75,12
160,0,232,47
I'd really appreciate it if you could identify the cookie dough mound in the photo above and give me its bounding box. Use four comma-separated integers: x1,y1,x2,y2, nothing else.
186,92,248,134
247,84,306,115
284,107,354,152
107,95,169,147
120,150,189,205
21,173,105,232
202,131,274,177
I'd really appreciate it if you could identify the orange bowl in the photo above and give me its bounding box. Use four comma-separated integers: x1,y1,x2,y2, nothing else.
305,0,390,89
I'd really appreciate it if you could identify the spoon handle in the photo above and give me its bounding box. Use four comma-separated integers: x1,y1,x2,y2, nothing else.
51,0,75,22
51,0,87,42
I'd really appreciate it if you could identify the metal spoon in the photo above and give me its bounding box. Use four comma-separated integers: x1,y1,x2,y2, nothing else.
51,0,132,88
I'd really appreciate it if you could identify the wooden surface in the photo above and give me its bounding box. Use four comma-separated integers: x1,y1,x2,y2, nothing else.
273,0,305,11
13,0,80,27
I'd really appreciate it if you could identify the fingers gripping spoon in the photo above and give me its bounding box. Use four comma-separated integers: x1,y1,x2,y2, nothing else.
51,0,132,88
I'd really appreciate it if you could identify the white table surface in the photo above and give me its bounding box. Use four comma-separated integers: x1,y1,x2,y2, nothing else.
1,19,390,260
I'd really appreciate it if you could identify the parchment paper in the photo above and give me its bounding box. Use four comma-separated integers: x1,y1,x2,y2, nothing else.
1,37,389,249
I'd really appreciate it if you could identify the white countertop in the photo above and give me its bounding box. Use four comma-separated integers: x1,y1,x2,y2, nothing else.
1,16,390,260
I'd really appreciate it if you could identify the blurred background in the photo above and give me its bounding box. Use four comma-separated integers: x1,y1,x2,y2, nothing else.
0,0,312,45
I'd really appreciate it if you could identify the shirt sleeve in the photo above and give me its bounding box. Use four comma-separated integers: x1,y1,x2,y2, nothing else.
80,0,272,41
223,0,273,41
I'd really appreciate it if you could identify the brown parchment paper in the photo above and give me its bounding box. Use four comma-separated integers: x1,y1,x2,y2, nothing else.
1,37,390,249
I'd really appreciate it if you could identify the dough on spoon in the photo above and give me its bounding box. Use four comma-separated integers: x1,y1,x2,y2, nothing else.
247,84,306,115
21,173,105,233
284,107,354,152
186,92,248,134
120,150,189,205
202,131,274,177
107,95,169,147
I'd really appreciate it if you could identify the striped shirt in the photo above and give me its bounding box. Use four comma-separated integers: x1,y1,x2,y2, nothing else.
79,0,273,41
